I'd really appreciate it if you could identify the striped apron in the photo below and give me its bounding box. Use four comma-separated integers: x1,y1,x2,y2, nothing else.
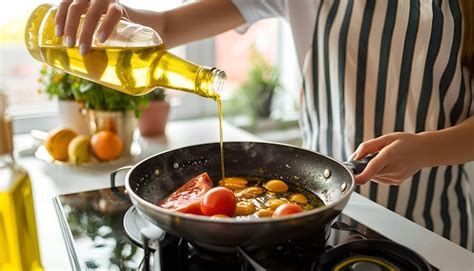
300,0,472,249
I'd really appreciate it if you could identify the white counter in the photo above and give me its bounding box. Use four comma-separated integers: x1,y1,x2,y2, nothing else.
17,118,473,270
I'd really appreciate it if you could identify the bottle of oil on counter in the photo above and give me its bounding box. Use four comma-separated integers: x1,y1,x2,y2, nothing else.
25,3,225,99
0,93,43,270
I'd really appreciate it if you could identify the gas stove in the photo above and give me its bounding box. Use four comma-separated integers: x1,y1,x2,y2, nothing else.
53,187,437,270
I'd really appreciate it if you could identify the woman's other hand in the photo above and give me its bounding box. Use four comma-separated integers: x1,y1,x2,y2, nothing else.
55,0,126,55
352,132,429,185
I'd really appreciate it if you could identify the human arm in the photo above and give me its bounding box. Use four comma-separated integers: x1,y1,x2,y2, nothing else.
54,0,245,54
353,116,474,185
124,1,245,48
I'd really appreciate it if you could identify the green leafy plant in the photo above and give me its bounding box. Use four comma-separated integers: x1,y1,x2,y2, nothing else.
236,46,281,121
72,79,149,117
39,66,149,117
39,65,75,100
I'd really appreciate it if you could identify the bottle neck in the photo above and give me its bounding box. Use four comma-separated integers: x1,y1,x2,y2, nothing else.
0,153,13,162
0,116,13,158
0,141,15,178
195,67,226,100
0,153,16,192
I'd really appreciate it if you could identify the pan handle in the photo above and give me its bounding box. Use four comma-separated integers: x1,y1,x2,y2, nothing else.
110,166,133,203
343,153,377,175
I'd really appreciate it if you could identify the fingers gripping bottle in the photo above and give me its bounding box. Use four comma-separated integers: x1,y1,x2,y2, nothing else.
25,3,225,99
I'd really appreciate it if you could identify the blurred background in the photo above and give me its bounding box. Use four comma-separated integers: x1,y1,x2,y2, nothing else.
0,0,302,145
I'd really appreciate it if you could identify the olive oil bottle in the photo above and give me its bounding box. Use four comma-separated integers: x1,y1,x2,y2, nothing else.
25,4,225,98
0,94,43,270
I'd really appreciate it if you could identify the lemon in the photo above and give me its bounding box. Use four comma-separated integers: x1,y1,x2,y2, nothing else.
68,135,91,165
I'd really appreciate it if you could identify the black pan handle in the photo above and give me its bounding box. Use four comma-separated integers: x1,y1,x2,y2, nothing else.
343,153,377,175
332,221,369,239
110,166,133,203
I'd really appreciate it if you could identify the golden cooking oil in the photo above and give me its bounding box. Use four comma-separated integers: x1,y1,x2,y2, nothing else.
25,4,225,99
0,166,43,271
37,45,224,98
0,94,43,270
217,98,226,180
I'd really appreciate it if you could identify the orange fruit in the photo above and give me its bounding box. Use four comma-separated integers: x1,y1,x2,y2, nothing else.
44,128,77,161
90,131,123,161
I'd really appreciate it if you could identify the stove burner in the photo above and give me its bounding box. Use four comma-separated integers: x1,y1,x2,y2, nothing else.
123,207,160,250
317,239,433,271
238,230,330,271
188,242,240,263
123,207,179,251
55,186,439,271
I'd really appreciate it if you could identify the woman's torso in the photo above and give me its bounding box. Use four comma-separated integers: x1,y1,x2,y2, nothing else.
231,0,473,249
299,0,472,250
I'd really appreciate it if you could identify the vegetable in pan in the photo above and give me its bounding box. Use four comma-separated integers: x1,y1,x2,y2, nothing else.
157,172,325,219
158,172,212,215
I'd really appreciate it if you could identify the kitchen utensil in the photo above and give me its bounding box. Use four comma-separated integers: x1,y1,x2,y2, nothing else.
111,142,373,247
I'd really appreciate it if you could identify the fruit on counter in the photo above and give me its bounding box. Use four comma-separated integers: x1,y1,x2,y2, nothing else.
44,128,77,161
90,131,123,161
68,135,91,165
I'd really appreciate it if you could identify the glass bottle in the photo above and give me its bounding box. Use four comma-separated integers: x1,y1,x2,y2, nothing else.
25,3,225,99
0,94,43,270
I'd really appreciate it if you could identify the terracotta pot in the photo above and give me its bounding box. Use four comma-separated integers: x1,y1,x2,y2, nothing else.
138,100,170,137
57,100,89,135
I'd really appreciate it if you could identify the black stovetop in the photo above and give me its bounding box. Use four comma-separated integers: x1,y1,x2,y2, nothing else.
53,187,436,271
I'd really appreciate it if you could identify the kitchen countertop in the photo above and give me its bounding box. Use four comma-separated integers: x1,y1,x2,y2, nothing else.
15,118,473,270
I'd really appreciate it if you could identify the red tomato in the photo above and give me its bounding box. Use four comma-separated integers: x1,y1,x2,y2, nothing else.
273,203,304,217
158,172,213,214
200,187,237,217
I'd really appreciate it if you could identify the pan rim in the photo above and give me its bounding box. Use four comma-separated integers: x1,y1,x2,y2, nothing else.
124,141,355,224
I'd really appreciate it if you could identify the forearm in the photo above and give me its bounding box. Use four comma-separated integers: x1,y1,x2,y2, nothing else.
420,116,474,167
124,1,245,48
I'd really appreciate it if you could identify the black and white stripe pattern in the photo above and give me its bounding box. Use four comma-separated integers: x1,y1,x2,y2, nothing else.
301,0,472,249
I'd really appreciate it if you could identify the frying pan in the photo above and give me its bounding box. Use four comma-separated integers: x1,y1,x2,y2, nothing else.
111,141,372,247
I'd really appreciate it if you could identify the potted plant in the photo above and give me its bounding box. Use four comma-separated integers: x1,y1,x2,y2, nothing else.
236,46,280,126
70,76,148,157
137,87,170,137
39,65,89,134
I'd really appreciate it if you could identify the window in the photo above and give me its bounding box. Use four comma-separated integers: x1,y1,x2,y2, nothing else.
214,19,300,122
0,1,300,133
0,1,50,115
0,0,183,117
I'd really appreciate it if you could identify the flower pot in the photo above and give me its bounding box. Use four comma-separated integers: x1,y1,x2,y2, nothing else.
57,100,89,135
81,109,137,157
138,100,170,137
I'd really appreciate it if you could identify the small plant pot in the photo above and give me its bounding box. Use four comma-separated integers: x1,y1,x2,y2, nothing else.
138,101,170,137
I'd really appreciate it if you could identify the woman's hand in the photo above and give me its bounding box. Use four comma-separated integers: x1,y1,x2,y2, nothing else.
354,117,474,185
352,132,430,185
55,0,126,55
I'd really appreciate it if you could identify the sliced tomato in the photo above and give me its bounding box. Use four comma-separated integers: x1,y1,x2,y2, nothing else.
158,172,213,214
